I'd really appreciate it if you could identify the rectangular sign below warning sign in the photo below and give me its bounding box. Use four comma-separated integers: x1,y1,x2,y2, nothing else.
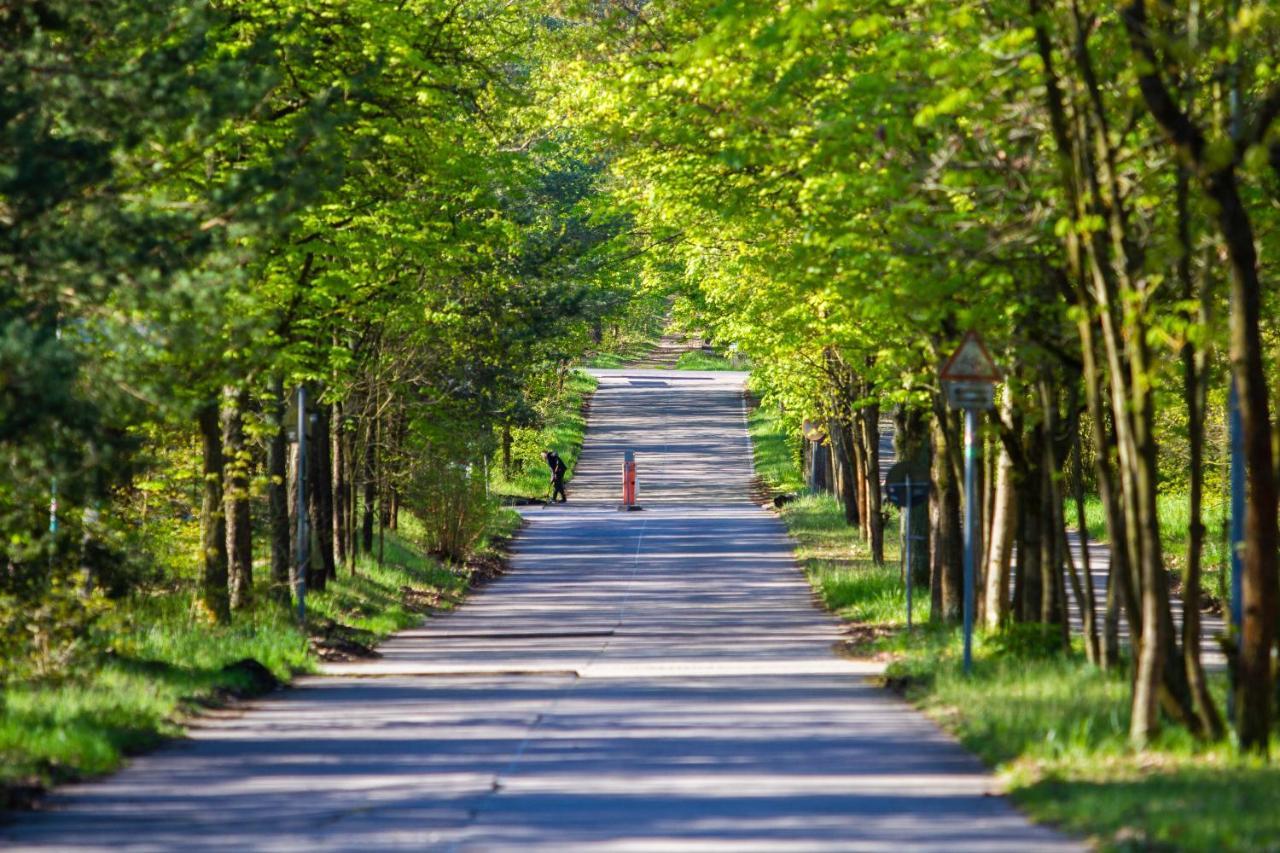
945,381,995,410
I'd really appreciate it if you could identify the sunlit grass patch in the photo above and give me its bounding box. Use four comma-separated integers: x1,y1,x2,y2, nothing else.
584,333,658,368
674,349,741,370
0,517,503,802
781,494,924,628
490,370,597,500
746,400,805,495
1067,491,1232,603
883,626,1280,851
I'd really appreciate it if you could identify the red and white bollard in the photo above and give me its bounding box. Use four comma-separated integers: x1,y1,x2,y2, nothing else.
618,450,641,511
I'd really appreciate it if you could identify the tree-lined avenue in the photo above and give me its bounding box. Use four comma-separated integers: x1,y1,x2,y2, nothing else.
2,370,1076,851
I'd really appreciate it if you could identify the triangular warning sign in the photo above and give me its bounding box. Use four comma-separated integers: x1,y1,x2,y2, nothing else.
940,331,1001,382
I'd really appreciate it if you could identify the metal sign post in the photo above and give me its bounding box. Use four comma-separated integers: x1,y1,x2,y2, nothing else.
940,331,1001,676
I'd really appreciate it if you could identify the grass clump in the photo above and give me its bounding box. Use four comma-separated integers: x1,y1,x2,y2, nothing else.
782,494,925,632
883,628,1280,851
0,515,505,804
674,348,742,371
583,327,661,368
746,398,806,495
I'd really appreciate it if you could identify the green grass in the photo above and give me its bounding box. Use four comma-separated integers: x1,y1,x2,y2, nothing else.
1068,491,1231,603
746,400,806,495
673,349,742,371
746,396,1280,850
490,370,597,500
0,514,506,803
583,333,658,368
883,627,1280,851
783,494,928,629
747,400,925,631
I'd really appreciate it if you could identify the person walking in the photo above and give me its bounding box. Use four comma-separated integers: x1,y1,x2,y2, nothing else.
543,449,567,503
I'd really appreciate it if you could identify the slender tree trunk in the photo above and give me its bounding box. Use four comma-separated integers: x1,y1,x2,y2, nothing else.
931,411,963,623
197,402,230,623
830,419,859,527
1177,165,1225,739
1041,382,1074,652
862,405,884,565
347,422,358,568
376,400,385,566
268,377,291,605
1069,412,1101,664
847,423,865,515
361,412,376,555
501,425,513,478
222,386,253,610
333,401,348,570
1020,429,1043,623
984,398,1016,629
312,399,336,587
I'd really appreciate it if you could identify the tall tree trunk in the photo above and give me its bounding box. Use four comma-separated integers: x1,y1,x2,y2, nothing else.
1020,428,1043,623
861,405,885,565
984,395,1016,629
268,377,291,605
361,413,376,555
333,401,348,571
1069,411,1101,664
931,410,963,623
849,418,868,528
1177,165,1225,739
197,402,230,623
501,425,513,478
222,386,253,610
376,400,386,566
1041,381,1074,652
830,419,859,527
311,398,335,587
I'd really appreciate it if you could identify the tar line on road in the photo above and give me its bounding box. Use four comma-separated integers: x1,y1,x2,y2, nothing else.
3,368,1080,852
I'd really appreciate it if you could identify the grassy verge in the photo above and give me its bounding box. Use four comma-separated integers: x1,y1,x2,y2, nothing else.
674,349,742,371
746,399,806,494
748,394,1280,850
882,627,1279,851
584,333,659,368
748,399,923,634
0,508,519,808
489,370,597,500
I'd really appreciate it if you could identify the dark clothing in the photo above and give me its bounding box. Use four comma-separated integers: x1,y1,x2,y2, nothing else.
546,452,567,503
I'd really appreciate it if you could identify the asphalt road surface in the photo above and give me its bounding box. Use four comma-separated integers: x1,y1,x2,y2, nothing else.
3,368,1078,852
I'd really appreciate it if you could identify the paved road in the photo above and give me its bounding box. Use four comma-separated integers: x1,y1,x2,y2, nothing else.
3,369,1077,852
